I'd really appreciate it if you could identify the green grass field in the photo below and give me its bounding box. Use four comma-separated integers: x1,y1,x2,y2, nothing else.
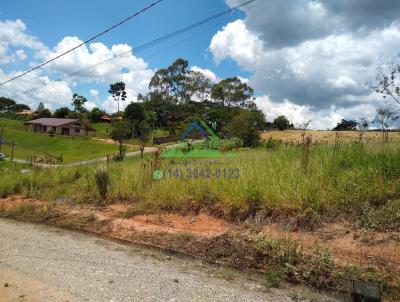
1,117,399,229
0,159,29,171
0,119,122,163
91,122,113,139
91,122,169,147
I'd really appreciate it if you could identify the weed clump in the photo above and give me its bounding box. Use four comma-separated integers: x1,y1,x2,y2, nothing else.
95,168,109,203
264,137,282,151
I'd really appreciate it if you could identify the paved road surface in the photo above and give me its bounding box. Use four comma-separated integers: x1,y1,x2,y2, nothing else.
0,219,339,302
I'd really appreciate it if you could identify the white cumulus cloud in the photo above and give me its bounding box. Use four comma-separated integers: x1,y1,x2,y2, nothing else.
0,20,154,113
210,2,400,129
89,89,99,98
0,19,48,58
190,66,220,82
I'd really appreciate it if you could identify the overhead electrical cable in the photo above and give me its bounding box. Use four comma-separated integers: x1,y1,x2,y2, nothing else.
5,0,261,97
0,0,163,86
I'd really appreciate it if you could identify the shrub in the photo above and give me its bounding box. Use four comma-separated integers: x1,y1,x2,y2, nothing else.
264,137,281,150
217,138,243,151
273,115,290,130
94,169,109,202
224,111,260,147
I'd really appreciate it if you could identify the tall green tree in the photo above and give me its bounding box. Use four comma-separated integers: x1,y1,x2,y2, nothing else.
211,77,255,108
332,119,357,131
124,102,155,157
125,102,147,126
71,94,88,113
108,81,127,112
36,102,45,112
224,110,260,147
89,107,106,123
124,102,147,138
36,102,51,118
273,115,291,130
54,107,71,118
0,97,29,113
144,58,264,130
110,120,131,160
0,97,16,112
149,58,191,104
186,71,212,101
37,109,52,118
142,92,179,128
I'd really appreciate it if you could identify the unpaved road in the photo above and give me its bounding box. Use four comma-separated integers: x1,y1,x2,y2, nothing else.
0,219,340,302
11,147,159,168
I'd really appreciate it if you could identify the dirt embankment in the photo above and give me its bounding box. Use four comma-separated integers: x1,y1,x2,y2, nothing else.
1,195,398,271
0,195,399,300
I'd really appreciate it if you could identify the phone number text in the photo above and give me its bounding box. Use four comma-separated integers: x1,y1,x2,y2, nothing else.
162,168,240,179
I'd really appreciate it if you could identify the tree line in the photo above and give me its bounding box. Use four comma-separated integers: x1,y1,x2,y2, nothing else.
1,58,296,149
3,57,400,148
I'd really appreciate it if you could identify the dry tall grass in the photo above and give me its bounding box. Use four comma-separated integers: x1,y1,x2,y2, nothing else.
1,141,399,230
261,130,400,144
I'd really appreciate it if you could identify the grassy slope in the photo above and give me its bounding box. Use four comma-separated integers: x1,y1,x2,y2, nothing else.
0,159,28,171
0,119,120,163
91,122,112,139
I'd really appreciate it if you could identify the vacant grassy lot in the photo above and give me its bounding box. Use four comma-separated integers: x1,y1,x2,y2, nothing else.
1,140,399,231
1,140,399,299
0,119,123,163
262,129,400,144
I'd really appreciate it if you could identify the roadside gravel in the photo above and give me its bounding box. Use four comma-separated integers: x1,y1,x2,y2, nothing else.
0,219,340,302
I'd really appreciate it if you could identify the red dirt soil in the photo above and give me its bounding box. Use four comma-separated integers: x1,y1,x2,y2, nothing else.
263,223,400,269
0,195,45,209
112,213,228,237
87,203,228,237
1,197,399,271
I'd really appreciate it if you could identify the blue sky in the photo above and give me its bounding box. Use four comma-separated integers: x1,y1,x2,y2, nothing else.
1,0,246,80
1,0,400,129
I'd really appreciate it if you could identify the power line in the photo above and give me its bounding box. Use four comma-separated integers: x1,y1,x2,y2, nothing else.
0,0,163,86
23,26,212,97
19,17,230,100
13,0,260,98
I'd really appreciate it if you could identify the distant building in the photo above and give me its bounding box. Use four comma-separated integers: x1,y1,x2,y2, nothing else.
16,110,36,116
25,118,96,136
100,114,111,123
